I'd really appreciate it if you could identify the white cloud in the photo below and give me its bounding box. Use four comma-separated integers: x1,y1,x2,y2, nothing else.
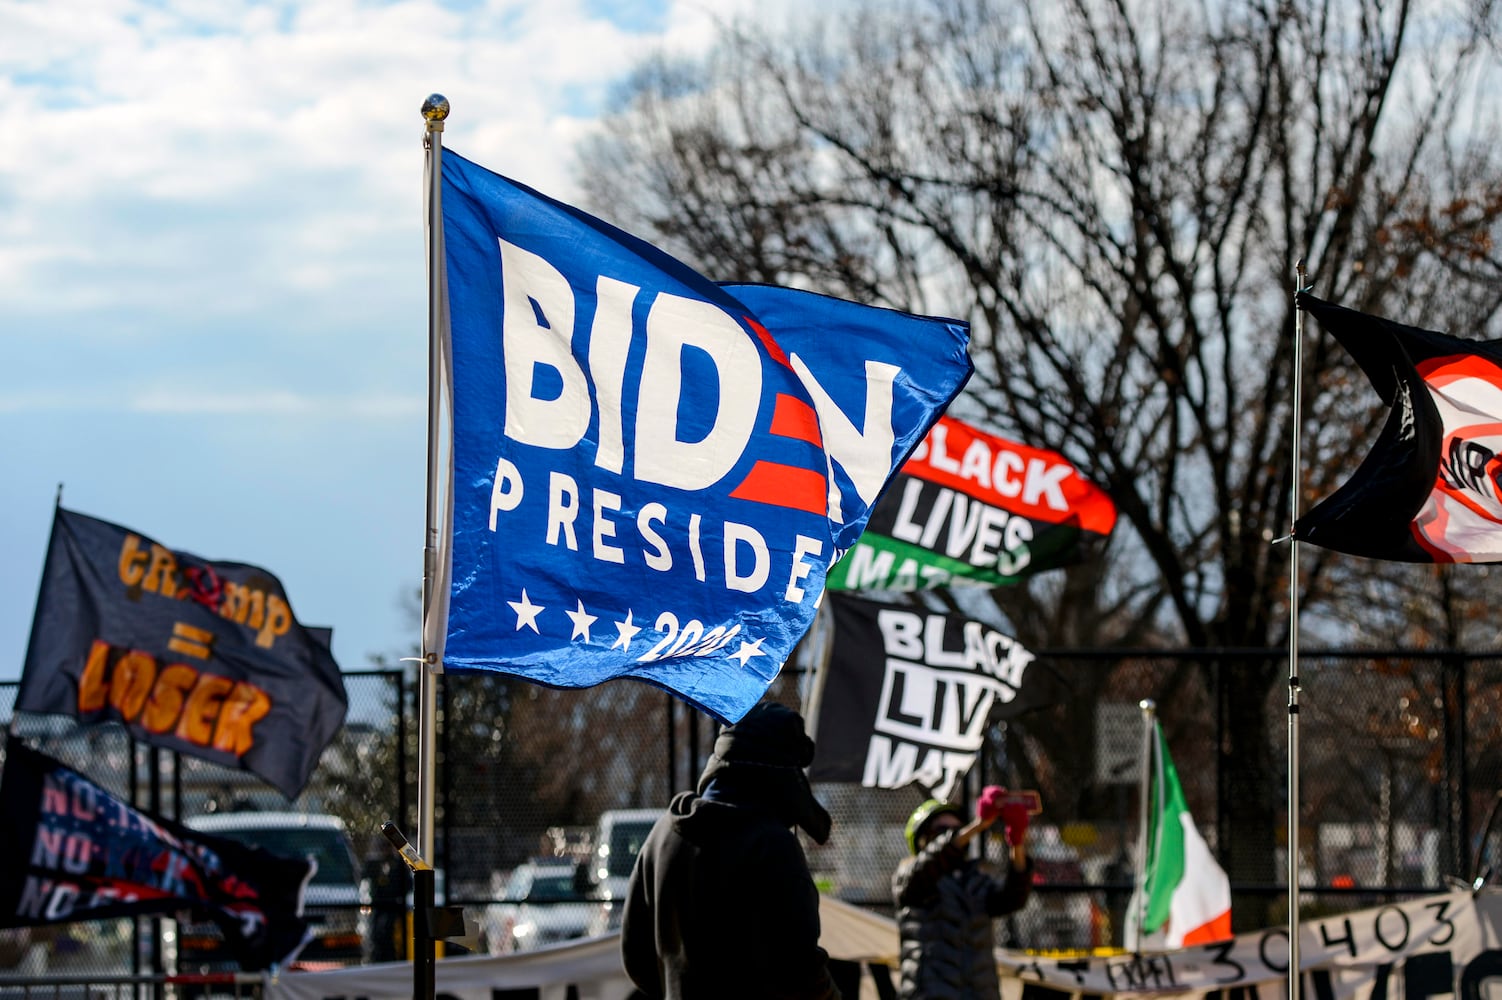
0,0,797,326
129,388,427,416
0,0,810,677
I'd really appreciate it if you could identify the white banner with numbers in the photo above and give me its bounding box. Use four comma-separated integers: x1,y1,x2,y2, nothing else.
999,890,1502,1000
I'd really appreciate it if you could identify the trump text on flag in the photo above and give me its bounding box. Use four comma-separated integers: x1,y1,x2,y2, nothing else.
17,508,347,799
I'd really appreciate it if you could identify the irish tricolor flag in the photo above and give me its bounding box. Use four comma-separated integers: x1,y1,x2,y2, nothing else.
1134,720,1232,948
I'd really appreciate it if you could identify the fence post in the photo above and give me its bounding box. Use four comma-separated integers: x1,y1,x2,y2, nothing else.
1214,654,1228,889
397,668,410,840
440,676,451,893
666,692,677,795
1445,653,1469,879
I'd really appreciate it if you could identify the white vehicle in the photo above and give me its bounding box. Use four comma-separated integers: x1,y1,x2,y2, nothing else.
1010,827,1095,951
587,808,660,933
481,861,599,952
181,811,364,968
591,809,660,900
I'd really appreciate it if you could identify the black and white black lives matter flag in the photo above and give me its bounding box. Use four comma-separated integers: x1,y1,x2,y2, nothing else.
807,593,1059,800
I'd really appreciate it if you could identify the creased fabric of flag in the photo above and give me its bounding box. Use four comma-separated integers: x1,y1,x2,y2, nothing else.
826,414,1117,589
1295,293,1502,562
16,507,347,799
0,739,313,971
437,150,972,722
1130,720,1231,949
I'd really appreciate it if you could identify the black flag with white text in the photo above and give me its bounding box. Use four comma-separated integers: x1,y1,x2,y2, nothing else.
807,593,1060,800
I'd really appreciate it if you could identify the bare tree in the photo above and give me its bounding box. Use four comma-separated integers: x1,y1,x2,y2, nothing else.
580,0,1502,922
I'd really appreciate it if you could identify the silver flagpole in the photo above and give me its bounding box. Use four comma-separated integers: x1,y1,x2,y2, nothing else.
1130,698,1156,952
1287,258,1308,1000
419,94,450,864
799,600,834,740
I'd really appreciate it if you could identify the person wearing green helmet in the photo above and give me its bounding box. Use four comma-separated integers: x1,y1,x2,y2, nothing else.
892,785,1033,999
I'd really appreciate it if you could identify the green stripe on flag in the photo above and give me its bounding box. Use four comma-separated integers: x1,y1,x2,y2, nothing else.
827,534,989,589
826,529,1082,590
1142,721,1188,933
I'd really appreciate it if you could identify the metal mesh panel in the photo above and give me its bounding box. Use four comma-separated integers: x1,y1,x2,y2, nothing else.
429,670,806,953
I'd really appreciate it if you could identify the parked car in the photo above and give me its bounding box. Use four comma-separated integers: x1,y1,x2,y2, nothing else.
481,860,600,953
585,808,659,934
1016,828,1095,950
179,812,364,969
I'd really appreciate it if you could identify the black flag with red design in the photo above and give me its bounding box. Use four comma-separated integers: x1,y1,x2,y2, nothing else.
1294,293,1502,561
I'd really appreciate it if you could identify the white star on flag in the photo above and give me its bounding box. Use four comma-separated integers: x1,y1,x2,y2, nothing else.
728,636,767,667
566,600,598,641
508,590,544,634
612,610,642,652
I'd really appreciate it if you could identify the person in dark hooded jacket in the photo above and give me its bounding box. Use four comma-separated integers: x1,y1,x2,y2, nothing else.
893,788,1033,1000
621,701,841,1000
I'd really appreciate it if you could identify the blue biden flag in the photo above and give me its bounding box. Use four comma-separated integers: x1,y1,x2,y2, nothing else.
437,150,971,722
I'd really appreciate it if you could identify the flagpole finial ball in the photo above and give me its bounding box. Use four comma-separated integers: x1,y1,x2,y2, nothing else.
421,94,450,122
1139,698,1156,714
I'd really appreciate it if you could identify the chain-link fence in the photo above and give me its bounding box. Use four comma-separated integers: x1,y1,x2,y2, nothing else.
3,648,1500,975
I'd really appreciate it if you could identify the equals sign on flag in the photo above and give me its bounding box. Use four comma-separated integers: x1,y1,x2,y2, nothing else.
170,622,216,659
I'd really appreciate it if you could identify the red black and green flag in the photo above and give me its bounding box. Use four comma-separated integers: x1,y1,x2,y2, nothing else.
1294,293,1502,562
825,415,1117,589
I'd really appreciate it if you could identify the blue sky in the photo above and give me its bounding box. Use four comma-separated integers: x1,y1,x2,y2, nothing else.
0,0,772,680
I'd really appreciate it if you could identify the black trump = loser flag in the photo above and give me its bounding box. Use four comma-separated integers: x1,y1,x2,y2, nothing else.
0,740,312,971
1295,294,1502,562
17,507,347,798
807,592,1060,801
